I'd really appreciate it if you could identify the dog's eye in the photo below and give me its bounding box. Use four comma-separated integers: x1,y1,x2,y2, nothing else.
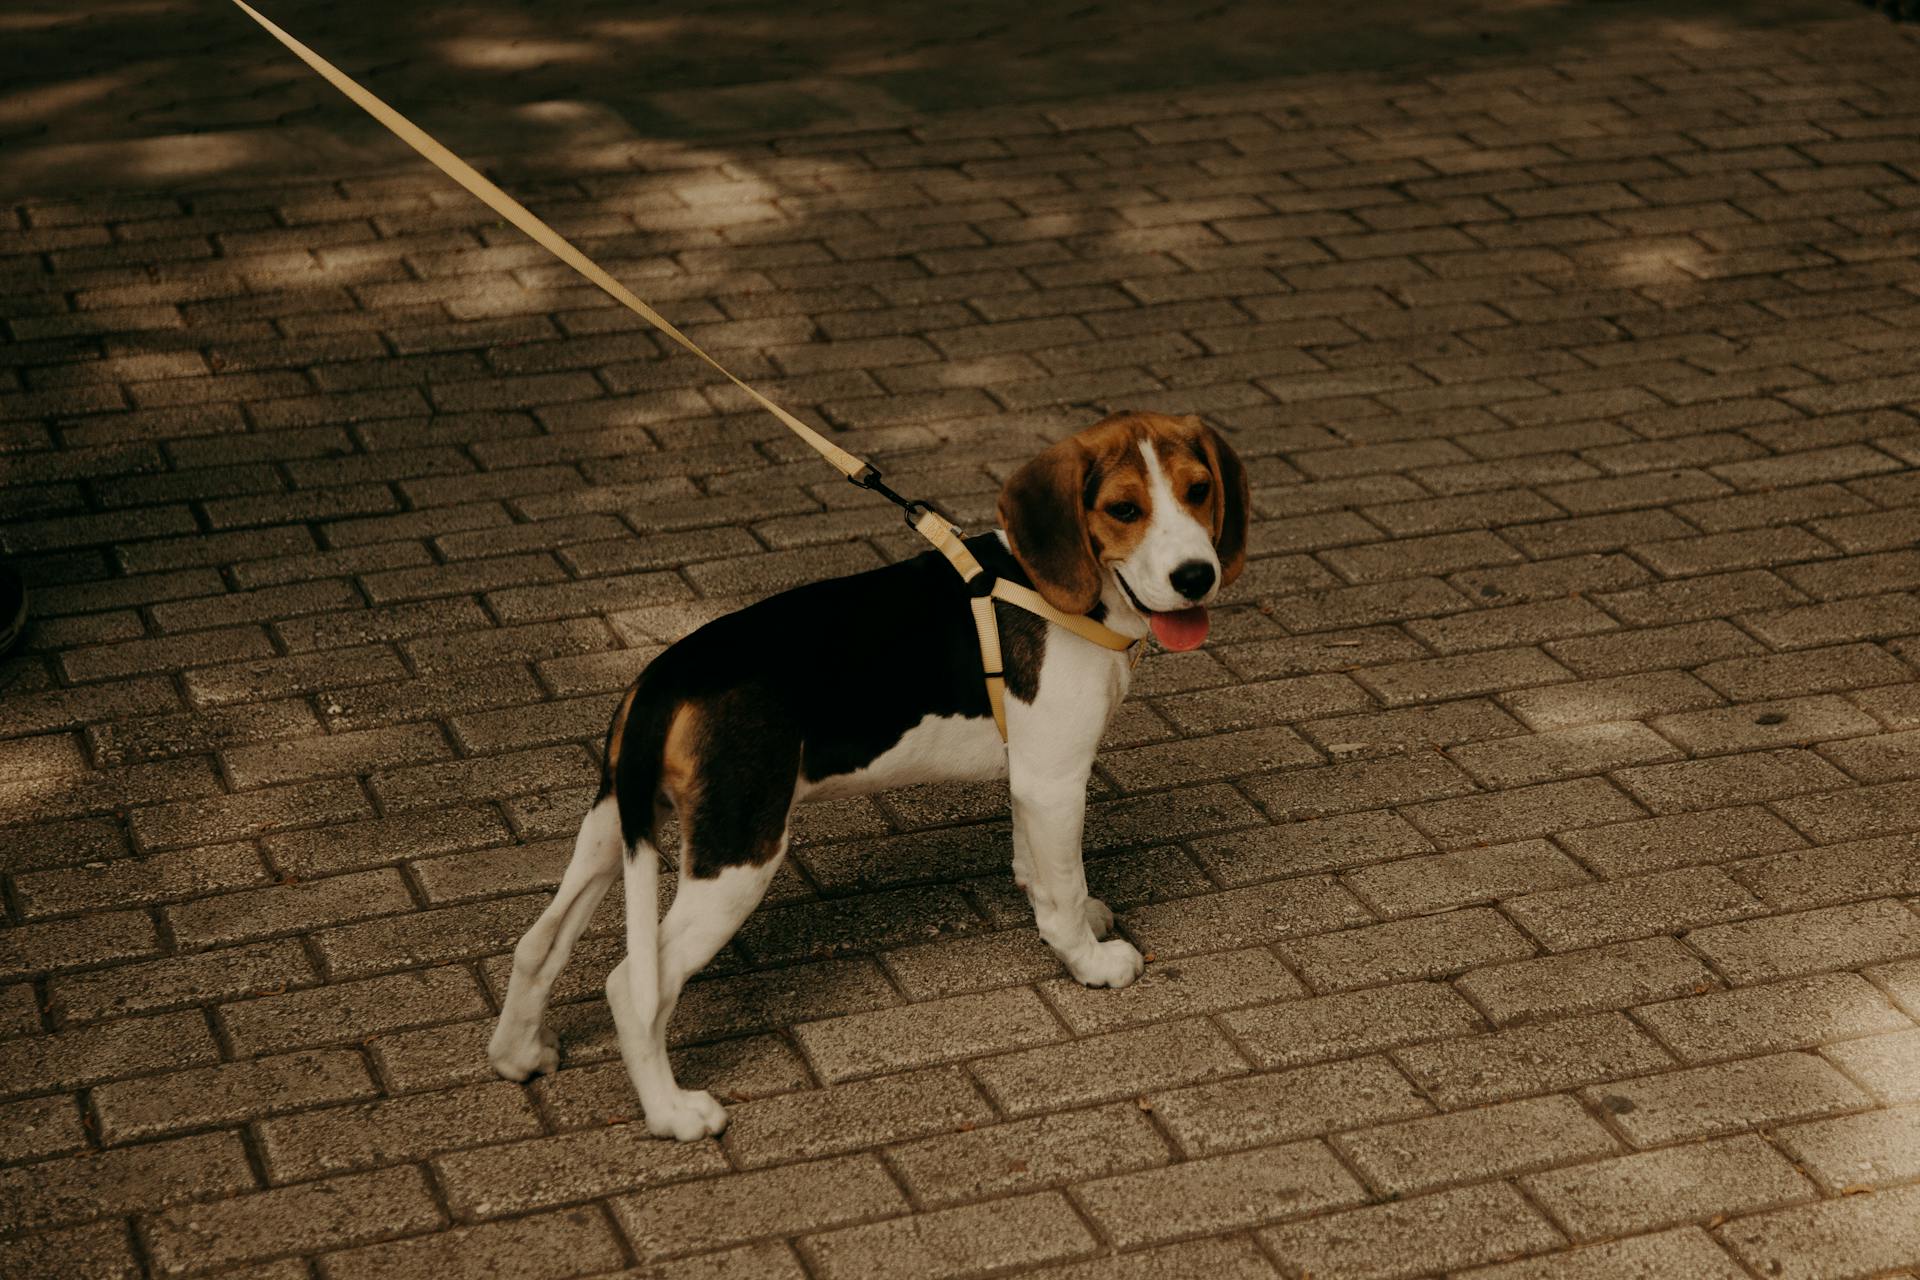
1104,501,1141,523
1186,480,1211,504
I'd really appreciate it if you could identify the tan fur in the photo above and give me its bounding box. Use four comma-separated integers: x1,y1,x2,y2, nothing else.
605,686,639,775
658,702,702,814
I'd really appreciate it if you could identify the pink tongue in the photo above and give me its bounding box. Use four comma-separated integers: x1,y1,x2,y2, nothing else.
1148,607,1211,651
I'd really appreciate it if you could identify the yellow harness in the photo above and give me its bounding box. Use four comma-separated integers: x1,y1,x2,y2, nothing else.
230,0,1140,740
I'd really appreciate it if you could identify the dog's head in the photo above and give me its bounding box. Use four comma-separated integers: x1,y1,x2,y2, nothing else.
997,411,1249,650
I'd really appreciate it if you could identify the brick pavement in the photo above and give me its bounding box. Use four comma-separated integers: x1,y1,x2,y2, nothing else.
6,3,1920,1278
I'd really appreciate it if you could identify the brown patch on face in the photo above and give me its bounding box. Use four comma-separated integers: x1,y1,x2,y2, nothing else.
998,413,1151,612
1077,416,1155,571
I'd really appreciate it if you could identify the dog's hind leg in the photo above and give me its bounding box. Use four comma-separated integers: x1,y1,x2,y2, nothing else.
608,836,784,1140
489,795,622,1080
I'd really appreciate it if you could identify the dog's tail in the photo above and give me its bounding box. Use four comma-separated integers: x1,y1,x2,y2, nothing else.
600,672,677,852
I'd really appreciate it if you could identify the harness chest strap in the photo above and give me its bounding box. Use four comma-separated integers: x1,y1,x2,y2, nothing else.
911,511,1141,742
229,0,1141,742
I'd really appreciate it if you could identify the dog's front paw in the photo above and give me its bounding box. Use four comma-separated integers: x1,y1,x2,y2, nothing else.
1070,937,1144,988
646,1088,729,1141
1083,896,1115,938
488,1023,559,1082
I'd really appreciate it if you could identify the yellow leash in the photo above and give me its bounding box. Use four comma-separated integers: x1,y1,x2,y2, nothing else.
228,0,1140,739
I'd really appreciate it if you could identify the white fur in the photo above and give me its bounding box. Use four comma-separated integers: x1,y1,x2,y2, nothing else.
491,501,1212,1137
1114,438,1222,614
797,712,1007,801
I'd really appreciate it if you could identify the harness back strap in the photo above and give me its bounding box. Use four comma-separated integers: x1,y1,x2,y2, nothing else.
233,0,1142,744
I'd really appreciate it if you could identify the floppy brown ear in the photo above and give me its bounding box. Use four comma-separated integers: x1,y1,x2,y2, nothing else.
997,437,1101,614
1187,416,1250,589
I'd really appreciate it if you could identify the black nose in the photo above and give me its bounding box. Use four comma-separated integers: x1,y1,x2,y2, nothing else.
1170,560,1216,601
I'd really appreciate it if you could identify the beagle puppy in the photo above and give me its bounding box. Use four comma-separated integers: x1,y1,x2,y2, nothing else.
488,410,1250,1139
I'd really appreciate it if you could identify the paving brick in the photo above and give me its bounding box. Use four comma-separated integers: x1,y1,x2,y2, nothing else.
1246,752,1476,822
1406,597,1618,654
1191,810,1434,885
996,1237,1278,1280
1499,671,1723,732
722,1066,993,1168
1283,907,1537,991
1687,900,1920,985
1746,593,1920,649
1344,839,1589,916
262,804,510,878
15,841,266,917
0,1096,85,1164
59,625,277,683
1260,1183,1563,1280
1546,620,1763,678
1076,1141,1366,1249
91,1049,376,1145
220,965,488,1056
142,1165,445,1277
1356,647,1573,706
1221,980,1487,1070
1717,1182,1920,1280
0,911,160,981
1615,749,1850,814
1148,1055,1428,1159
1099,725,1320,791
1823,1029,1920,1105
1403,776,1645,848
1522,1134,1814,1243
1735,832,1920,910
220,723,450,788
1448,721,1680,788
885,1103,1168,1208
803,1192,1094,1280
1560,805,1807,879
1458,938,1719,1026
668,959,902,1047
1504,867,1762,951
369,745,596,811
1585,1052,1872,1147
1774,1105,1920,1205
128,777,372,850
167,869,414,949
1298,699,1526,758
1652,695,1878,757
879,931,1065,1001
1634,973,1912,1064
258,1081,542,1184
1396,1011,1673,1108
1337,1092,1618,1195
184,645,410,708
47,937,315,1024
1153,674,1372,735
0,1131,256,1233
0,1220,146,1280
321,1208,627,1280
970,1018,1247,1116
1820,727,1920,783
1119,876,1372,958
1459,1227,1749,1279
611,1156,907,1263
1265,578,1472,632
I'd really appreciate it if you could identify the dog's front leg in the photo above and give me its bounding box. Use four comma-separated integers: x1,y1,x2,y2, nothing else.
1009,765,1142,988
